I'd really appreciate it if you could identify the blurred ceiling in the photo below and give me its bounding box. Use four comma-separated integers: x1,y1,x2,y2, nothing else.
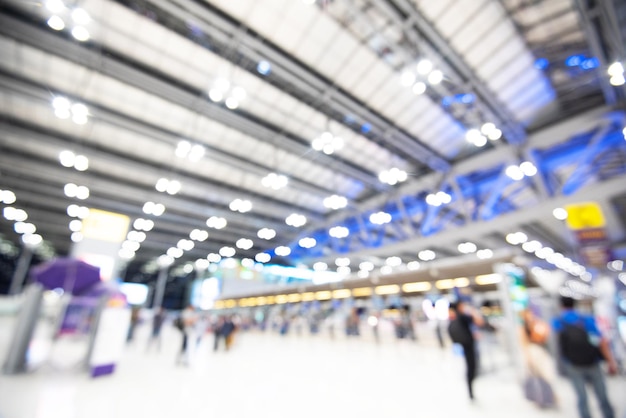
0,0,625,280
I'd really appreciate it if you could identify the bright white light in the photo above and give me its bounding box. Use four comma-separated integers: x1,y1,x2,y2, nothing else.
64,183,78,197
71,26,90,42
298,237,316,248
127,231,146,242
329,226,349,238
215,78,230,92
241,258,254,269
488,129,502,140
369,211,392,225
71,8,90,25
519,161,537,177
69,219,82,232
3,207,16,221
219,246,236,257
73,154,88,171
175,140,191,158
76,186,89,200
400,70,416,87
257,228,276,240
225,97,239,109
608,62,624,77
312,132,342,154
155,178,168,192
167,247,183,258
323,194,348,210
189,144,205,162
335,257,350,267
412,81,427,95
359,261,374,271
22,233,43,247
427,70,443,85
553,207,568,221
380,265,392,275
417,59,433,75
379,167,408,185
72,113,88,125
505,165,524,181
609,74,625,86
261,173,288,190
152,203,165,216
190,229,209,242
313,262,327,271
236,238,254,250
14,222,35,235
53,96,71,110
458,242,477,254
122,240,140,252
208,89,223,102
166,180,181,195
232,86,246,101
418,250,436,261
71,102,88,116
465,129,484,146
195,258,210,270
386,256,402,267
119,248,135,260
275,246,291,257
522,240,542,253
0,190,16,204
206,216,227,229
255,253,271,263
58,150,75,168
505,231,527,245
54,107,71,119
286,213,307,227
337,266,351,275
12,209,27,222
481,123,496,135
157,255,174,267
407,261,420,270
426,191,451,207
229,198,252,213
71,232,83,242
177,239,194,251
207,253,222,263
47,15,65,31
45,0,65,13
476,249,493,259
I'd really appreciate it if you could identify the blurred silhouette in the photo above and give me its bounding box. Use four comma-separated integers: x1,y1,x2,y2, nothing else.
146,307,166,352
448,300,484,400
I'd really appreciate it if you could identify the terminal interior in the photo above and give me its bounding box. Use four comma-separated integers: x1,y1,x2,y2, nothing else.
1,0,626,417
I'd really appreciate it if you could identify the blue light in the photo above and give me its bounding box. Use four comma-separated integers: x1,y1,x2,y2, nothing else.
361,123,372,134
581,57,599,70
257,60,271,75
461,93,475,104
565,55,584,67
441,97,453,107
534,58,549,70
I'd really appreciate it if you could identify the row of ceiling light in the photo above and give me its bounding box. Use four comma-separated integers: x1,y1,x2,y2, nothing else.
1,189,48,252
45,0,91,42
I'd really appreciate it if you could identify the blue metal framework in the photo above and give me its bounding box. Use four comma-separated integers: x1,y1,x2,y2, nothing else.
278,112,626,262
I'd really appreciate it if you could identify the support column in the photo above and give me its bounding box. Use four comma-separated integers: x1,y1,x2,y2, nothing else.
152,266,169,309
9,246,33,295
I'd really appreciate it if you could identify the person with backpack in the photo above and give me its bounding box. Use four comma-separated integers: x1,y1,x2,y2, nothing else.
553,296,617,418
448,300,484,400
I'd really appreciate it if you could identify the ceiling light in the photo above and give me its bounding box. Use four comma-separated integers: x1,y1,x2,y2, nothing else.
166,180,181,195
369,211,392,225
336,266,351,276
313,262,328,271
177,239,194,251
553,207,568,220
72,155,89,171
175,140,191,158
71,26,90,42
219,246,236,257
22,233,43,247
236,238,254,250
298,237,316,248
311,132,343,155
481,123,496,136
286,213,307,227
229,198,252,213
458,242,477,254
157,255,174,267
189,229,209,241
335,257,350,267
375,284,399,295
402,282,431,293
64,183,78,197
410,81,426,95
476,249,493,259
407,261,420,271
143,201,165,216
487,129,502,140
45,0,65,13
189,144,205,161
207,253,221,263
122,240,140,252
425,191,451,207
416,59,433,75
75,186,89,200
505,165,524,181
71,232,83,242
323,194,348,210
119,249,135,260
427,70,443,85
418,250,436,261
209,89,223,102
359,261,374,271
47,15,65,31
133,218,154,232
522,240,542,253
167,247,183,258
241,258,254,269
257,228,276,240
329,226,349,238
275,246,291,257
400,70,416,87
505,231,527,245
261,173,288,190
14,222,36,235
0,190,16,204
127,231,146,242
257,60,271,75
381,266,393,275
465,129,487,147
386,256,402,267
519,161,537,176
232,86,246,101
378,167,408,185
609,74,625,86
225,97,239,109
71,103,88,116
206,216,227,229
71,8,90,25
608,62,624,77
215,78,230,92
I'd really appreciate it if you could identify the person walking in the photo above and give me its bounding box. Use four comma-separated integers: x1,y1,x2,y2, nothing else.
448,300,484,400
177,305,197,365
146,307,166,352
552,296,617,418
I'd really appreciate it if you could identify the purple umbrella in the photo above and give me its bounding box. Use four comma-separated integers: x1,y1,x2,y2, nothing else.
31,257,101,295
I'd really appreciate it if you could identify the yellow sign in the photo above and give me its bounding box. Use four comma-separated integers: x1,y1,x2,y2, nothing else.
82,209,130,242
565,202,605,230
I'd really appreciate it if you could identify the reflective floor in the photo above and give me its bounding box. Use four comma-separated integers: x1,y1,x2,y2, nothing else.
1,322,625,418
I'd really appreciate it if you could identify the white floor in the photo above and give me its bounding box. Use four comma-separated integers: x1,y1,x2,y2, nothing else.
1,322,625,418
